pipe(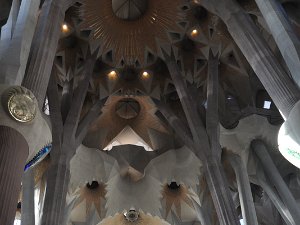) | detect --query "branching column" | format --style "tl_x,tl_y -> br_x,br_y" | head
41,153 -> 71,225
225,11 -> 300,119
21,170 -> 36,225
252,140 -> 300,223
22,0 -> 72,107
0,126 -> 28,225
191,198 -> 212,225
199,0 -> 300,119
256,165 -> 294,225
161,50 -> 239,225
21,1 -> 74,223
41,56 -> 105,225
254,0 -> 300,89
227,154 -> 258,225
